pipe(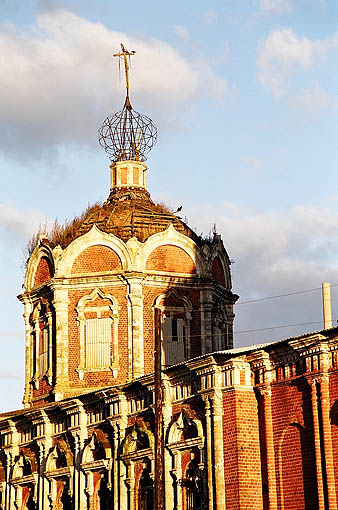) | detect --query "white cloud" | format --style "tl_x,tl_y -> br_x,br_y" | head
0,8 -> 228,161
257,28 -> 338,96
0,202 -> 48,240
187,201 -> 338,344
289,83 -> 338,114
260,0 -> 294,14
174,25 -> 191,42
